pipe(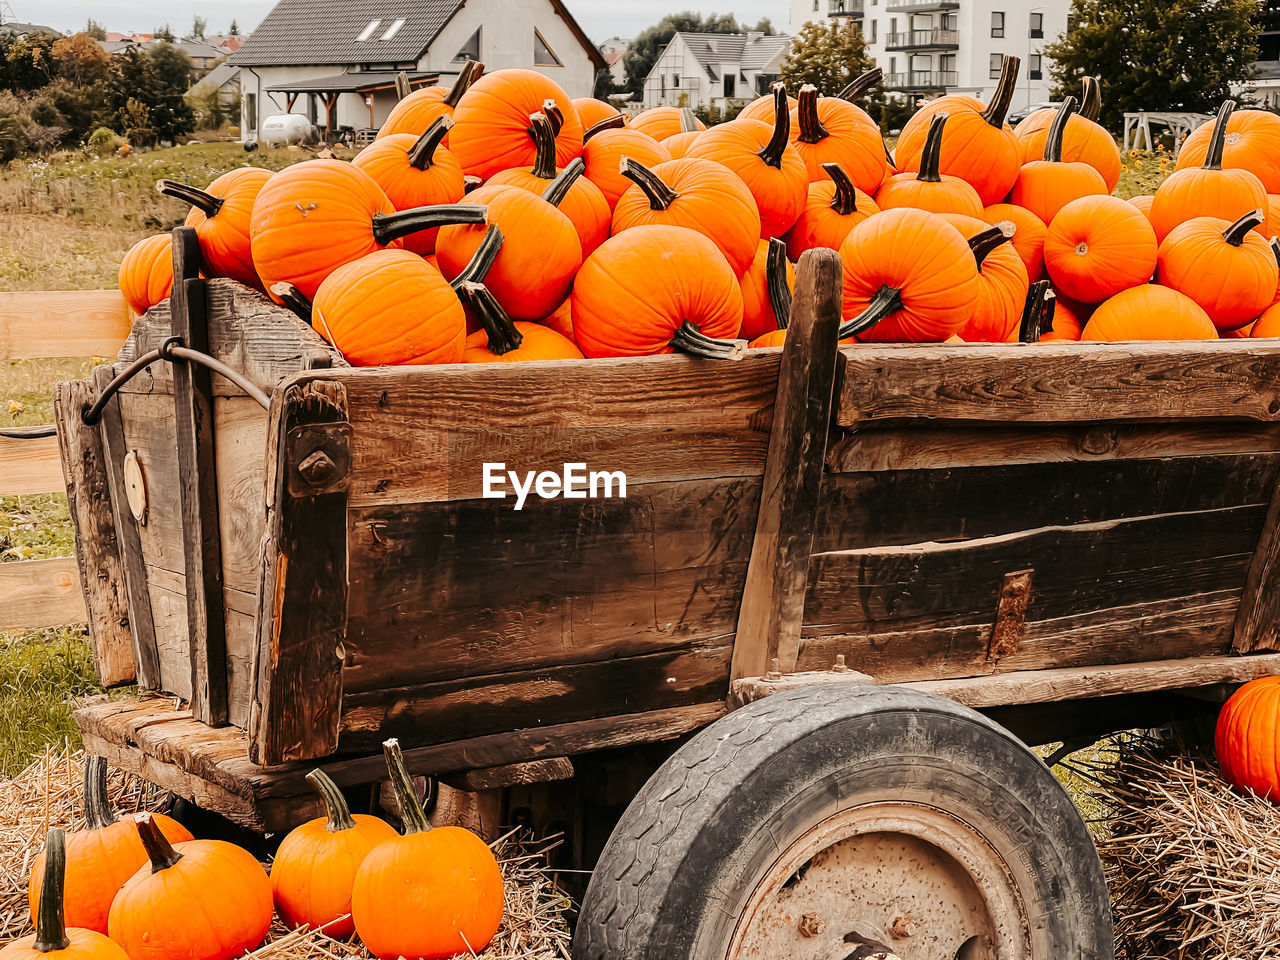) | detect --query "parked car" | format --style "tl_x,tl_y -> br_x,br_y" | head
1008,101 -> 1061,125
